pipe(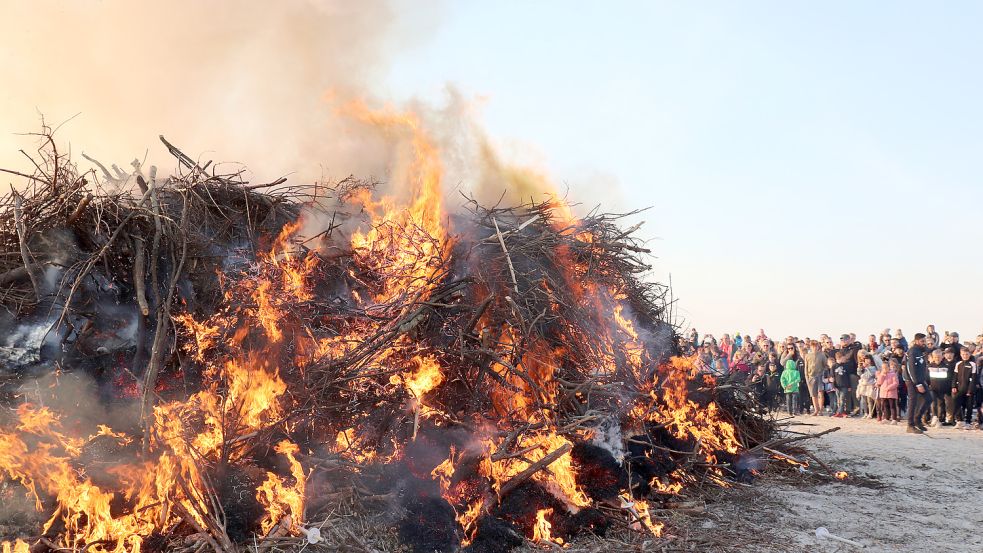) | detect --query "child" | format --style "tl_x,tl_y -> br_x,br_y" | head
833,356 -> 851,418
824,357 -> 838,415
952,346 -> 977,429
749,365 -> 768,410
857,356 -> 878,419
941,347 -> 959,426
927,349 -> 948,427
877,358 -> 901,423
780,359 -> 801,416
764,352 -> 783,412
